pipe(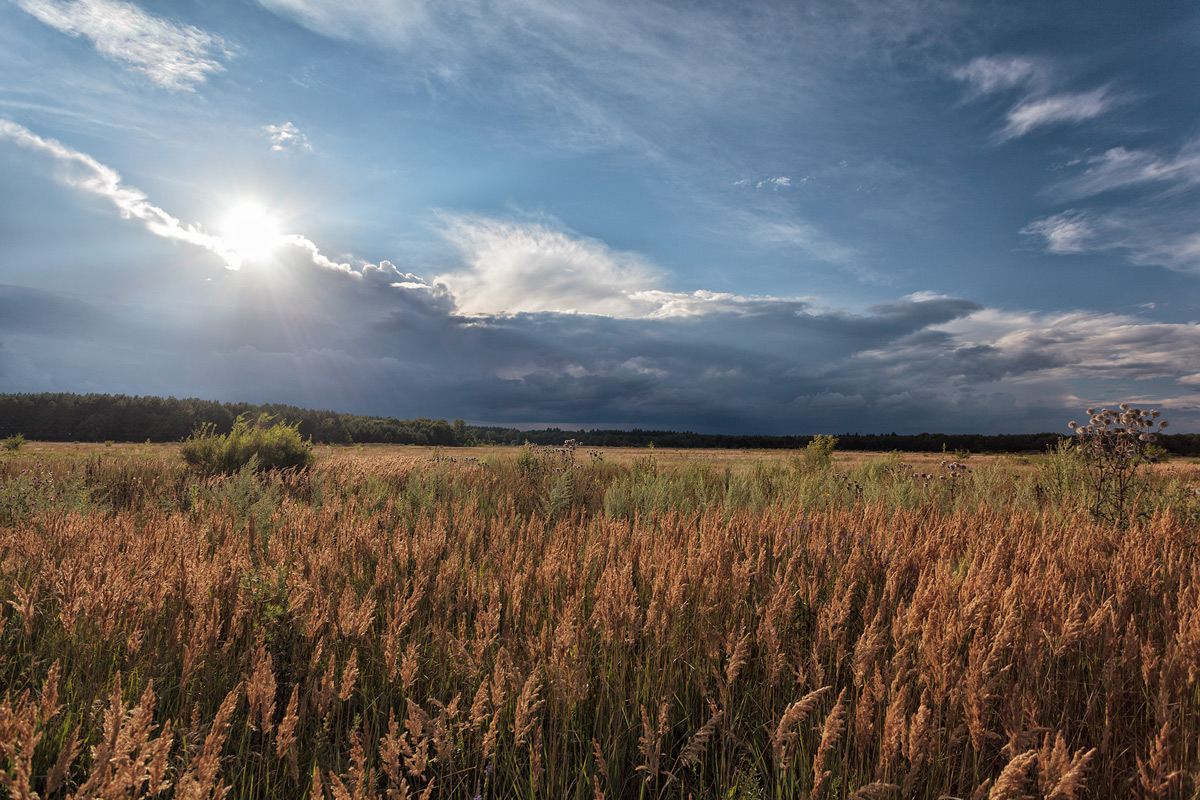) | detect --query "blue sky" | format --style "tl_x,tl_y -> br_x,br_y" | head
2,0 -> 1198,434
